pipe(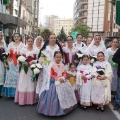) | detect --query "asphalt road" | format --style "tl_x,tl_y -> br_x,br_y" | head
0,97 -> 118,120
